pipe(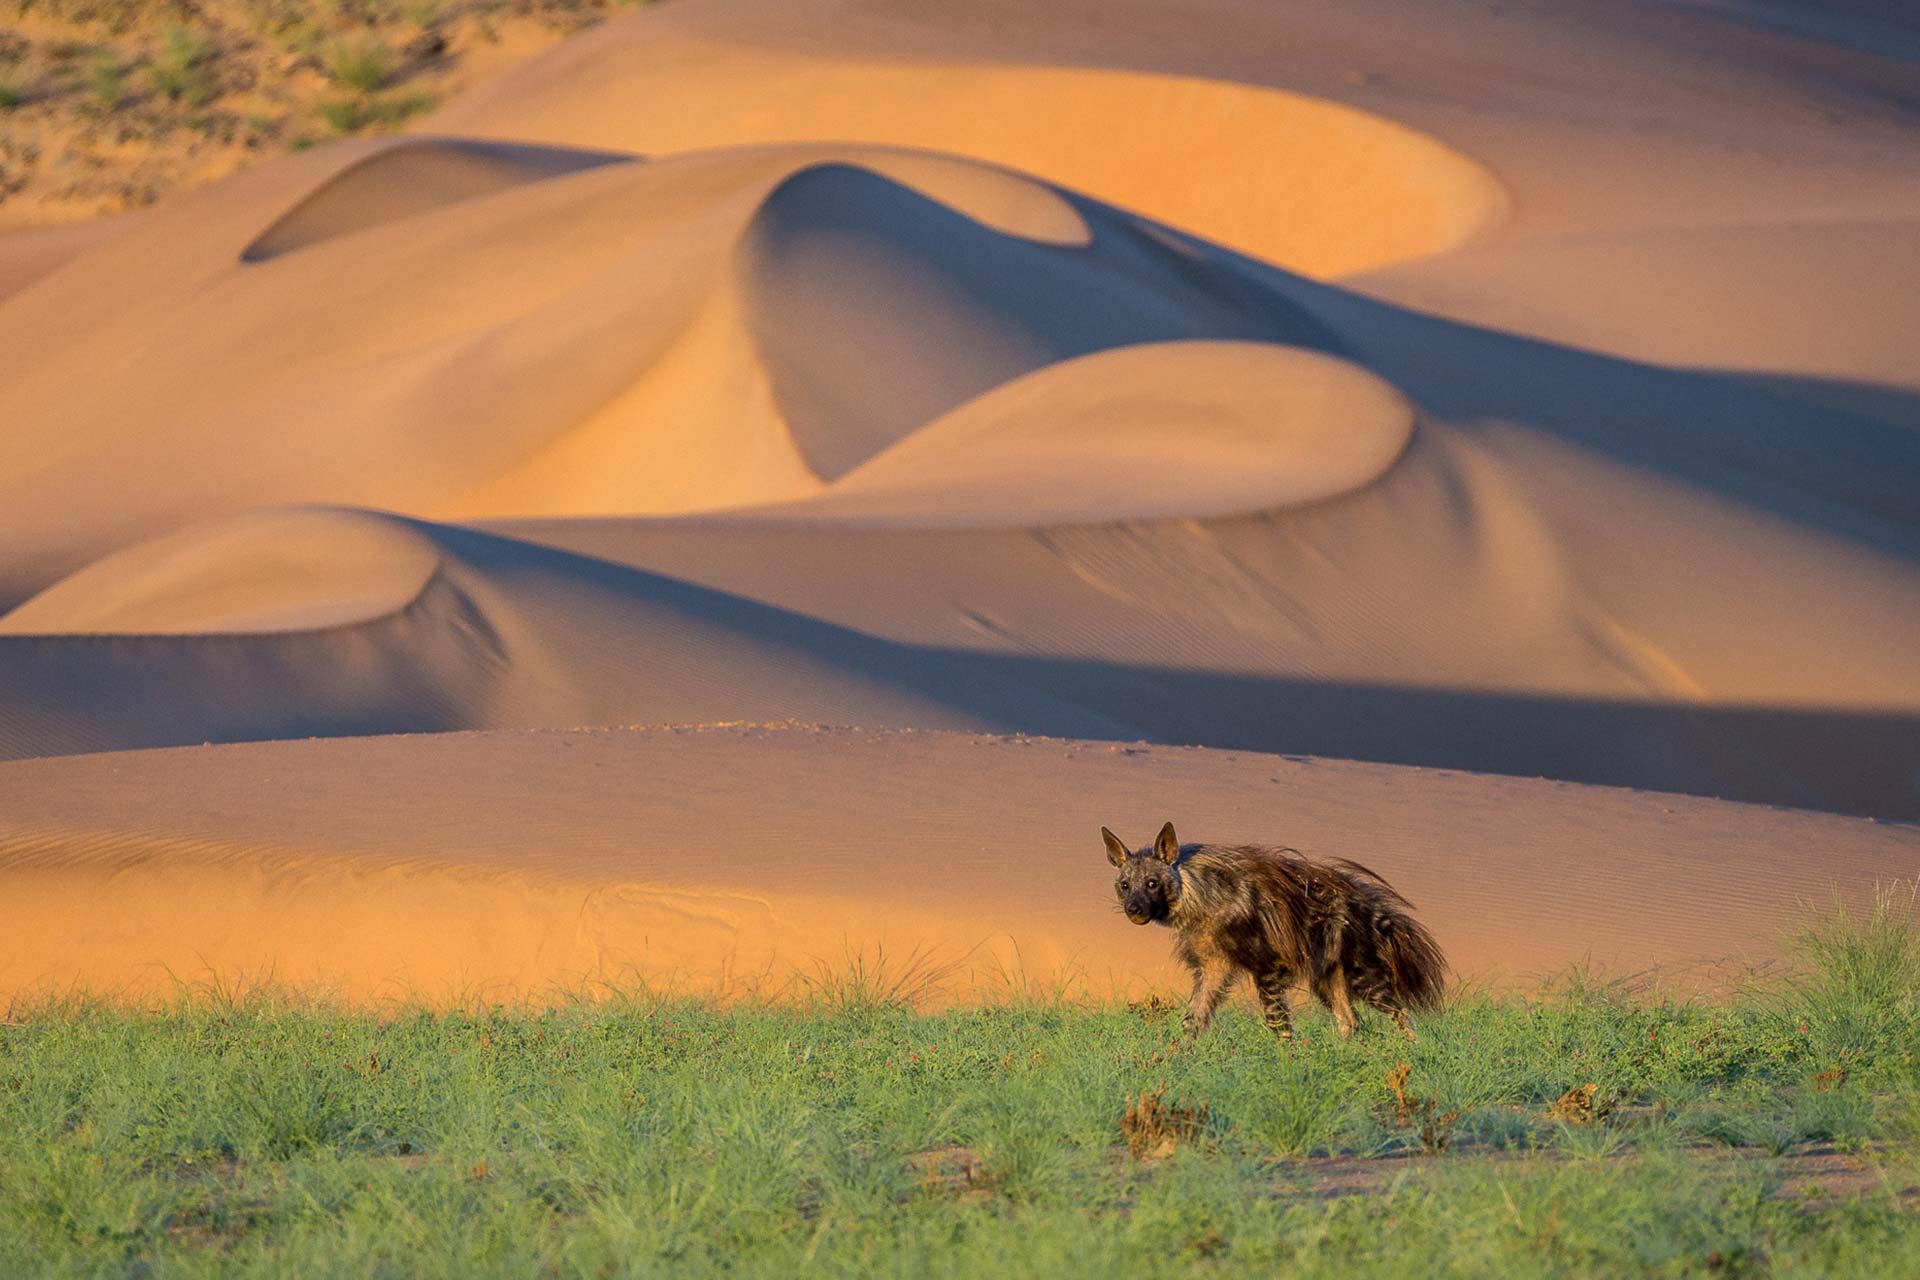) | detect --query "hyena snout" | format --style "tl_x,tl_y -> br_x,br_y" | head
1120,881 -> 1170,925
